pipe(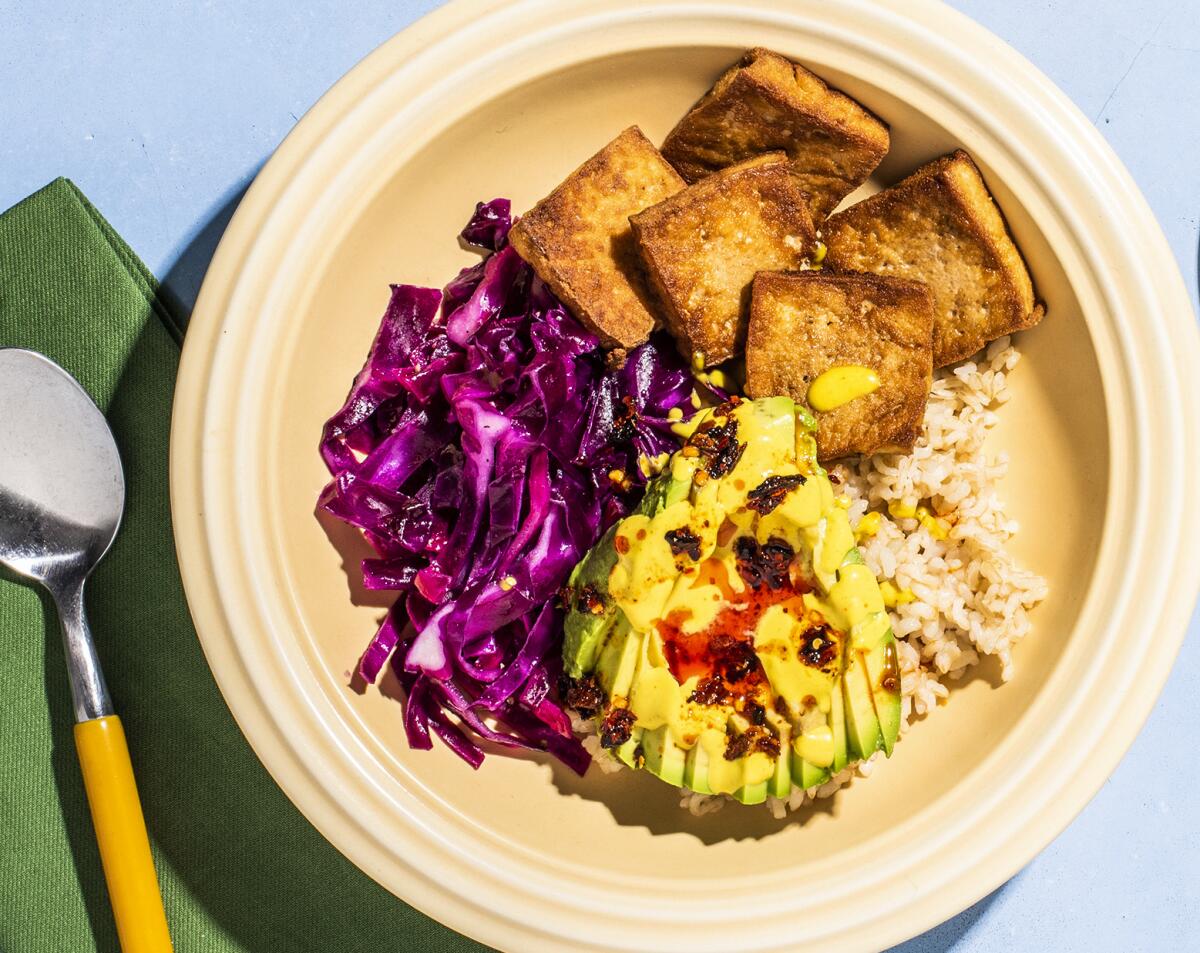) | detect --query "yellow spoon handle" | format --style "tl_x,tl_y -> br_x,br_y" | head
74,716 -> 173,952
